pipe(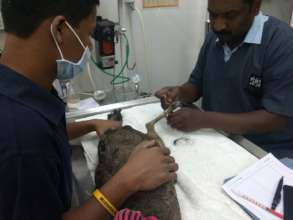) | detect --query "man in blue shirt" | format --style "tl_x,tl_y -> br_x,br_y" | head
156,0 -> 293,158
0,0 -> 178,220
